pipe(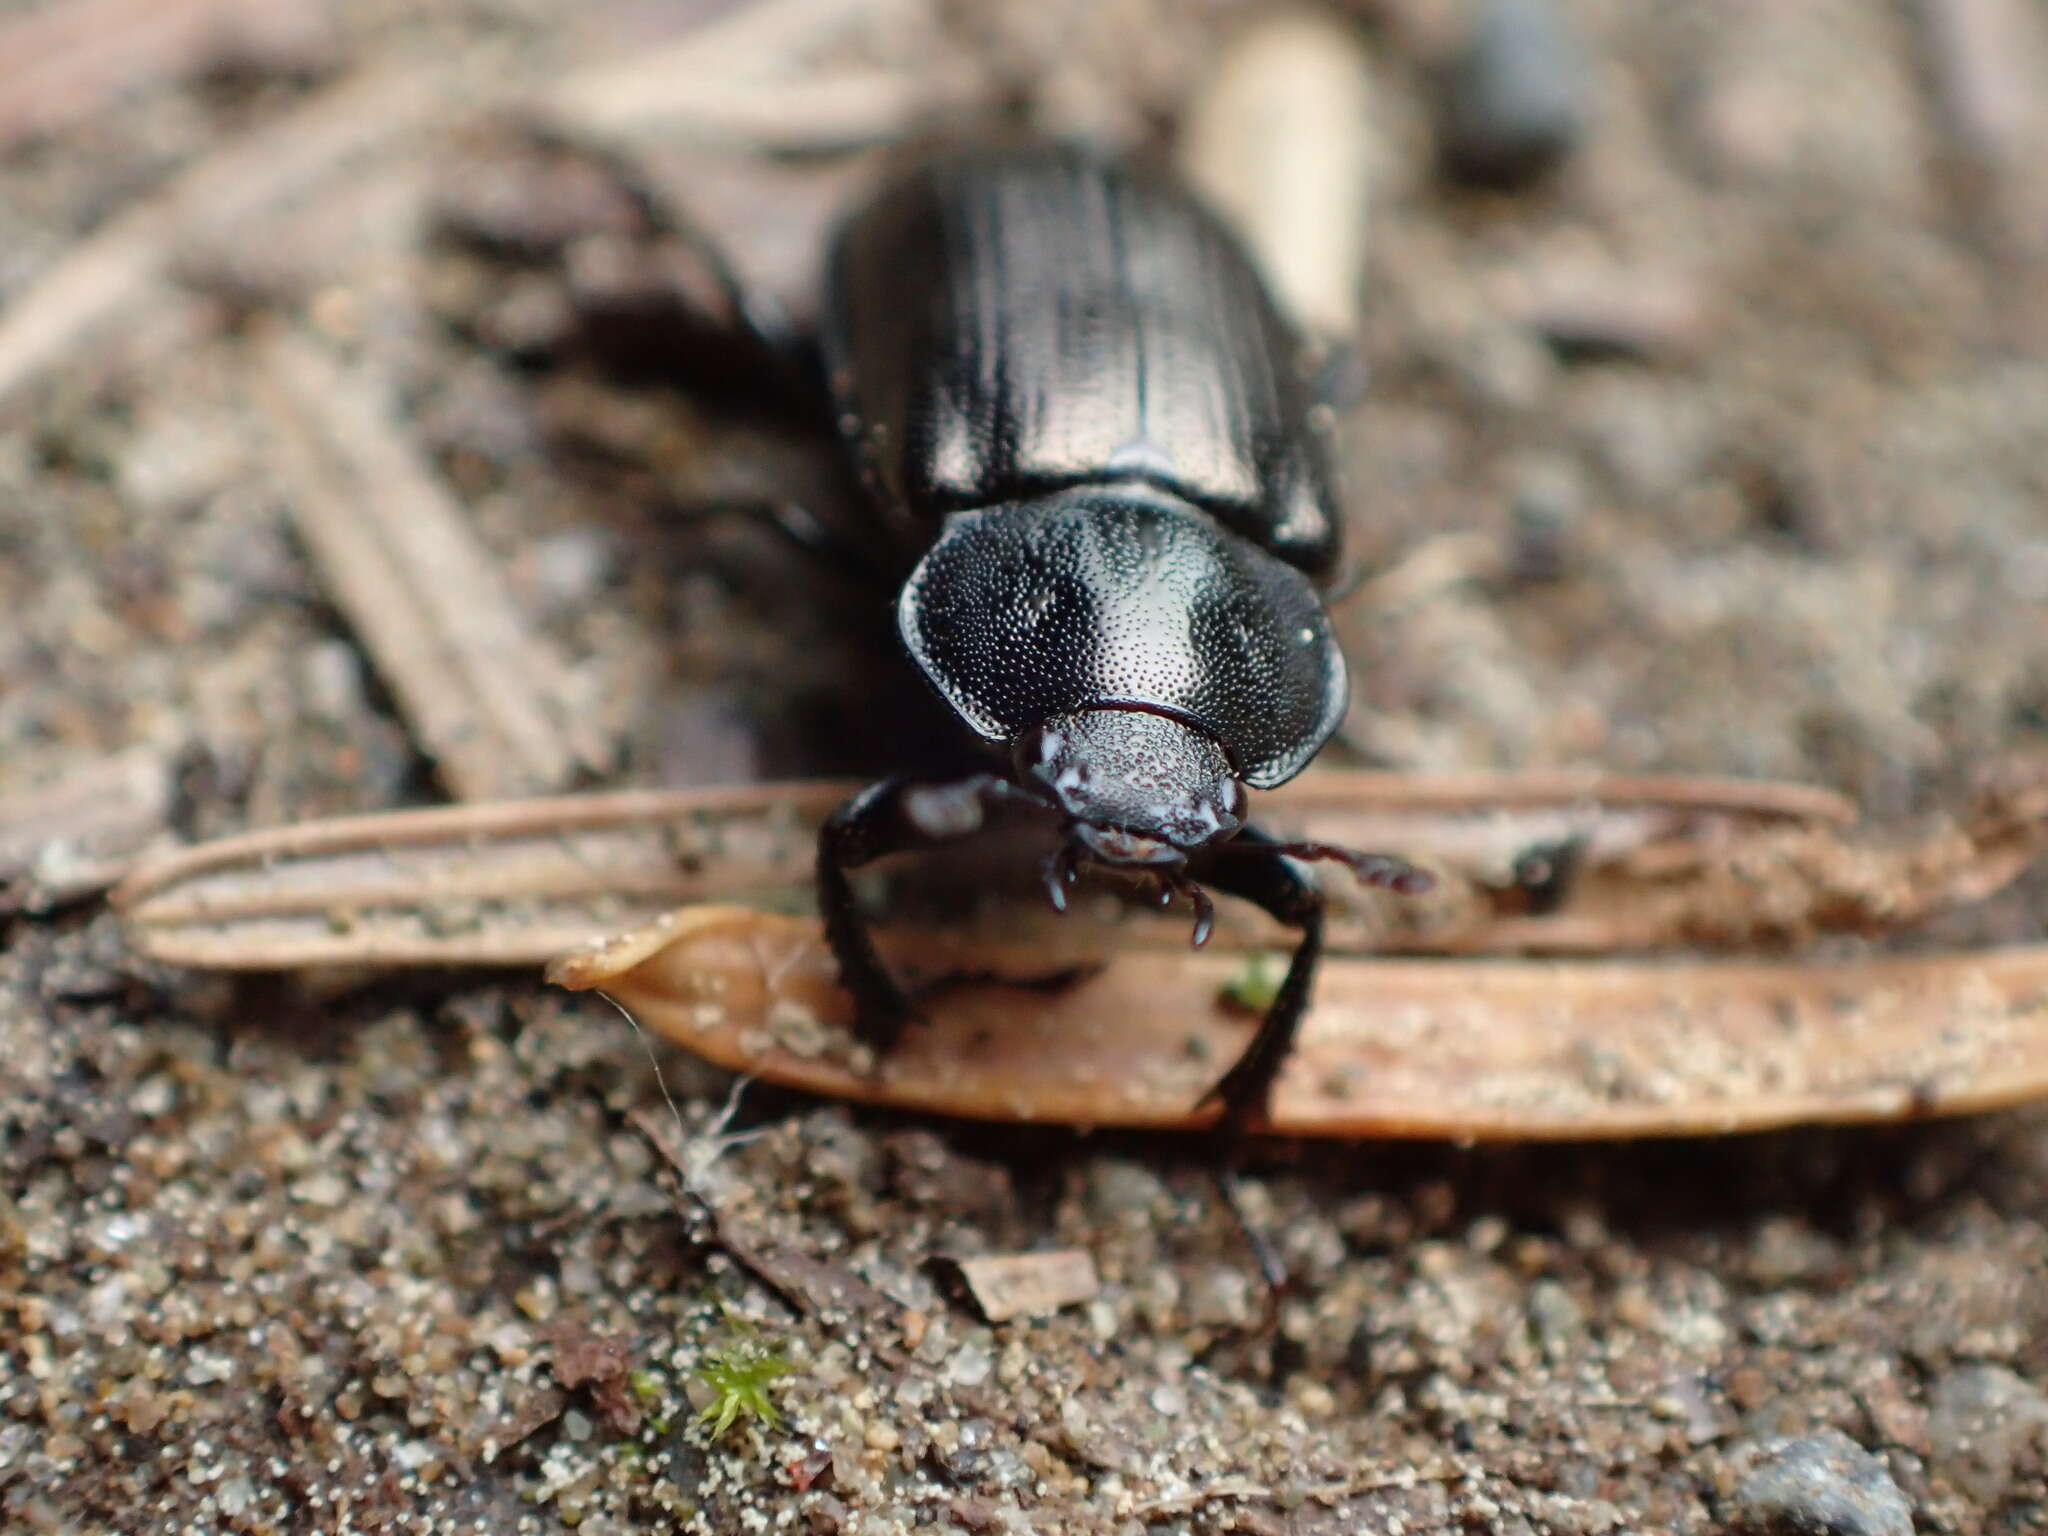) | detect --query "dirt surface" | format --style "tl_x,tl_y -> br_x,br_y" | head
4,1 -> 2048,1532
